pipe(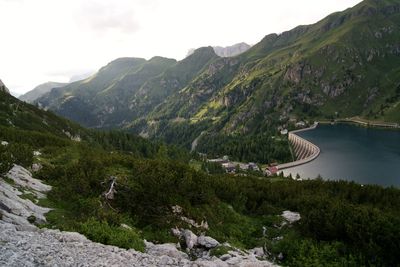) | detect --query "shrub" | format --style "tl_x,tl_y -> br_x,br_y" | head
78,218 -> 145,252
